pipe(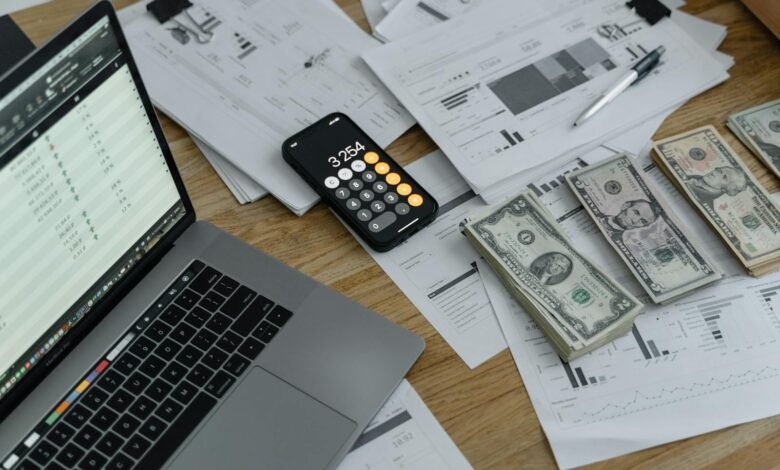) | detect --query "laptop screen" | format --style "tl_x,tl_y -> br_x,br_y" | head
0,15 -> 186,401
